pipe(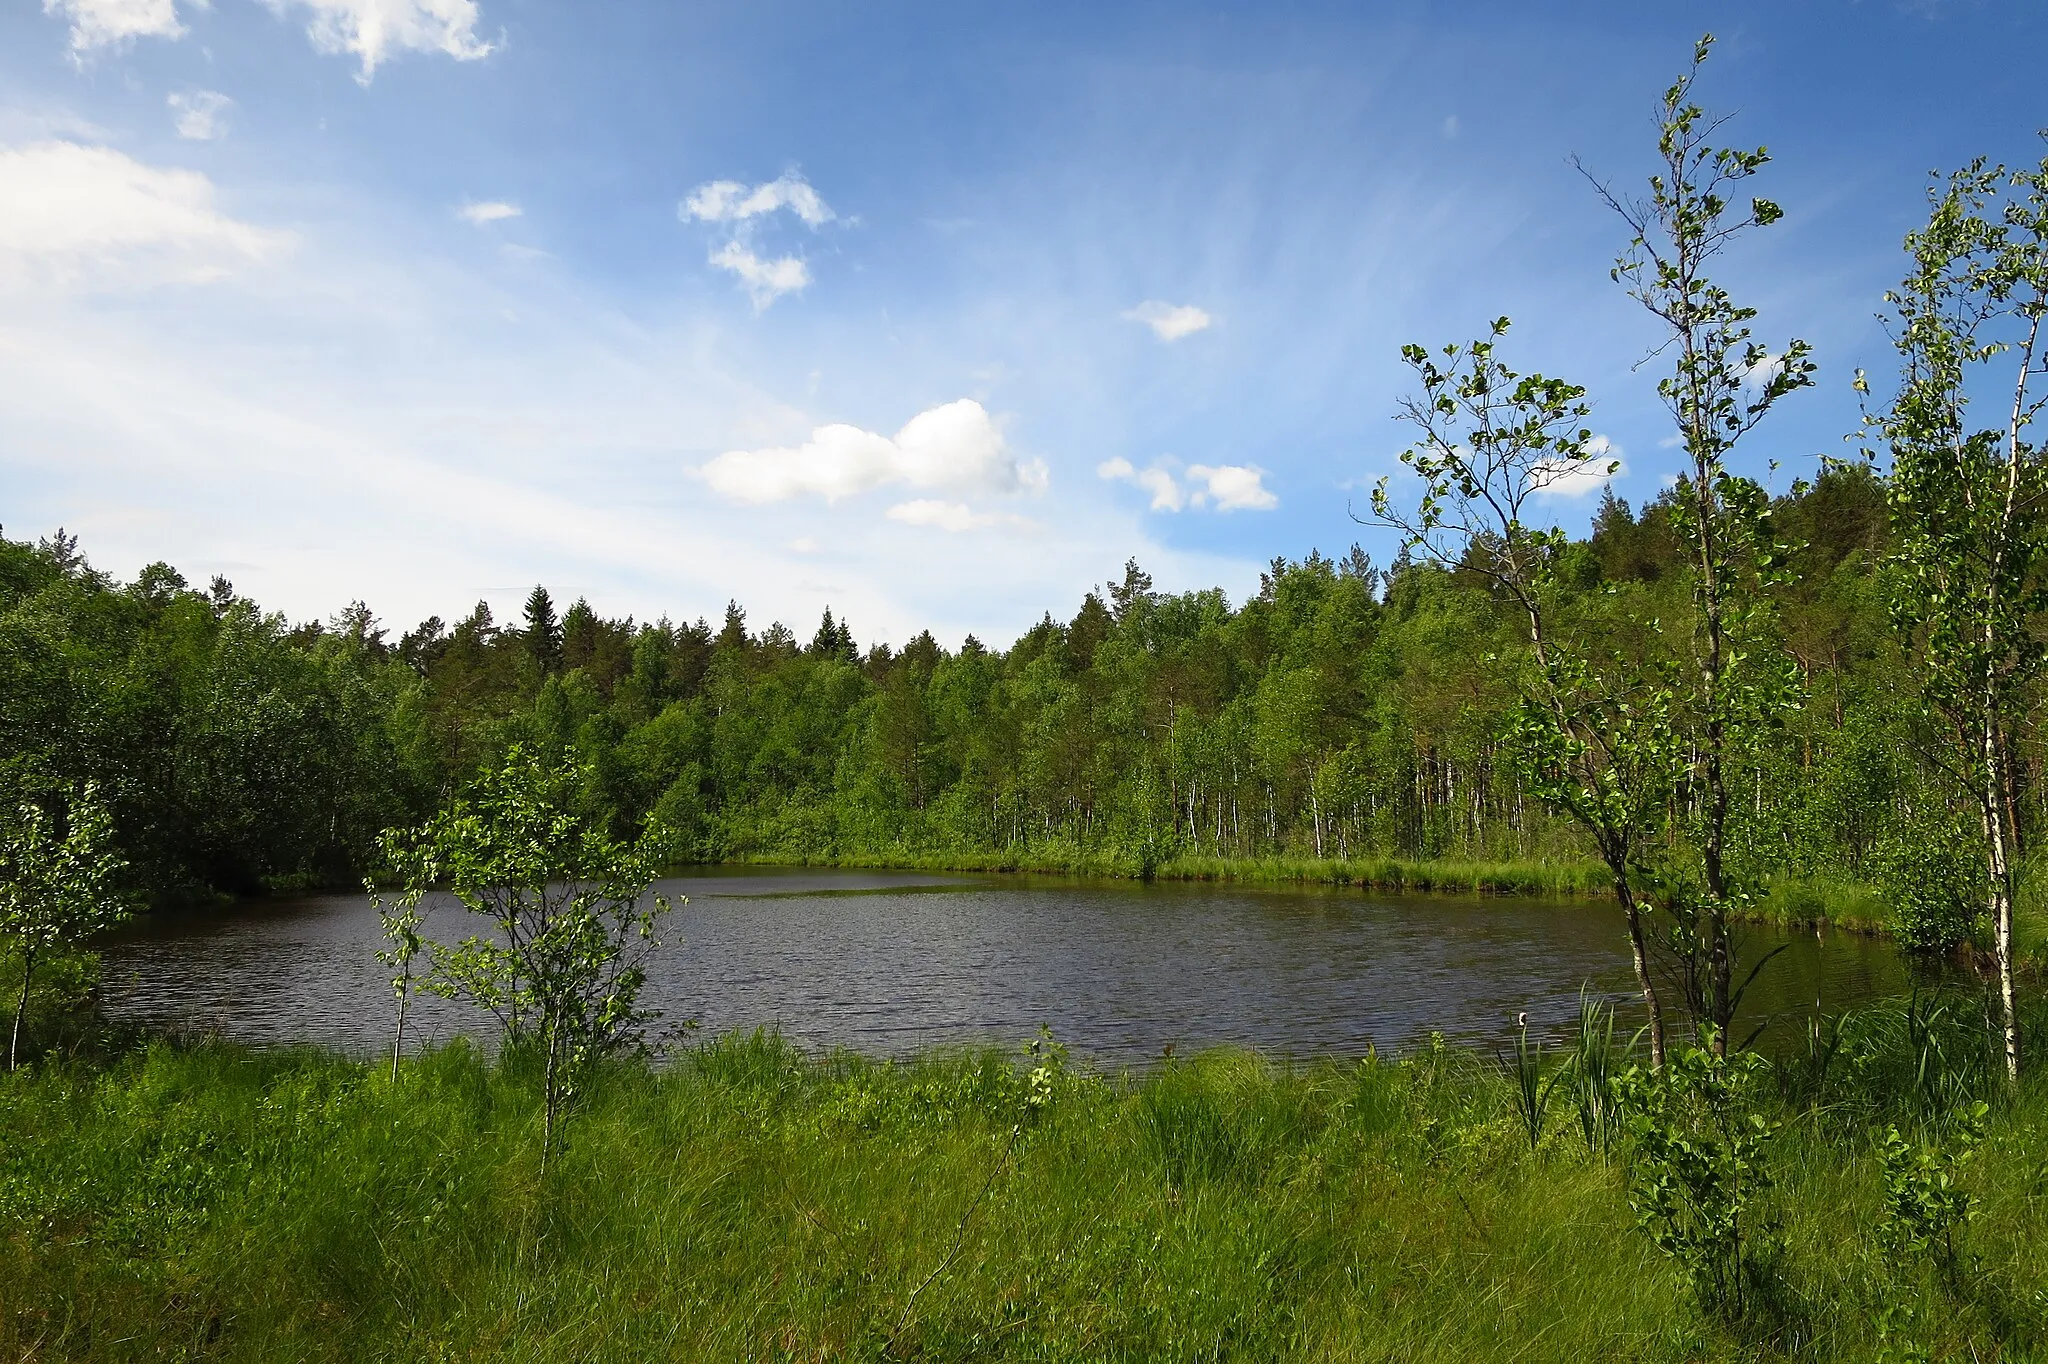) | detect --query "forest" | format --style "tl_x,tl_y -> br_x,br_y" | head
7,31 -> 2048,1363
0,463 -> 1927,917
